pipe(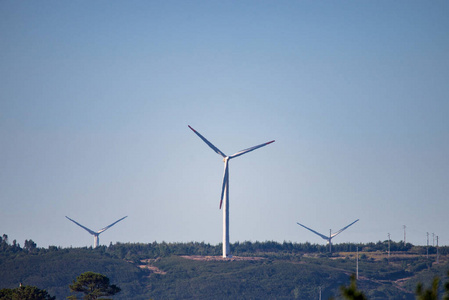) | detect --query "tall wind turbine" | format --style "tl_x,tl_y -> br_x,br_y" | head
189,125 -> 274,258
66,216 -> 127,248
296,219 -> 359,253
